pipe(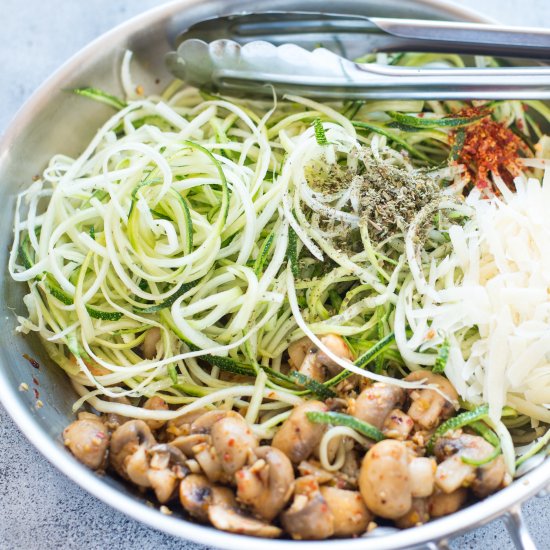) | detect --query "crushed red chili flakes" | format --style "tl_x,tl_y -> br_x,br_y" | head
449,105 -> 530,193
